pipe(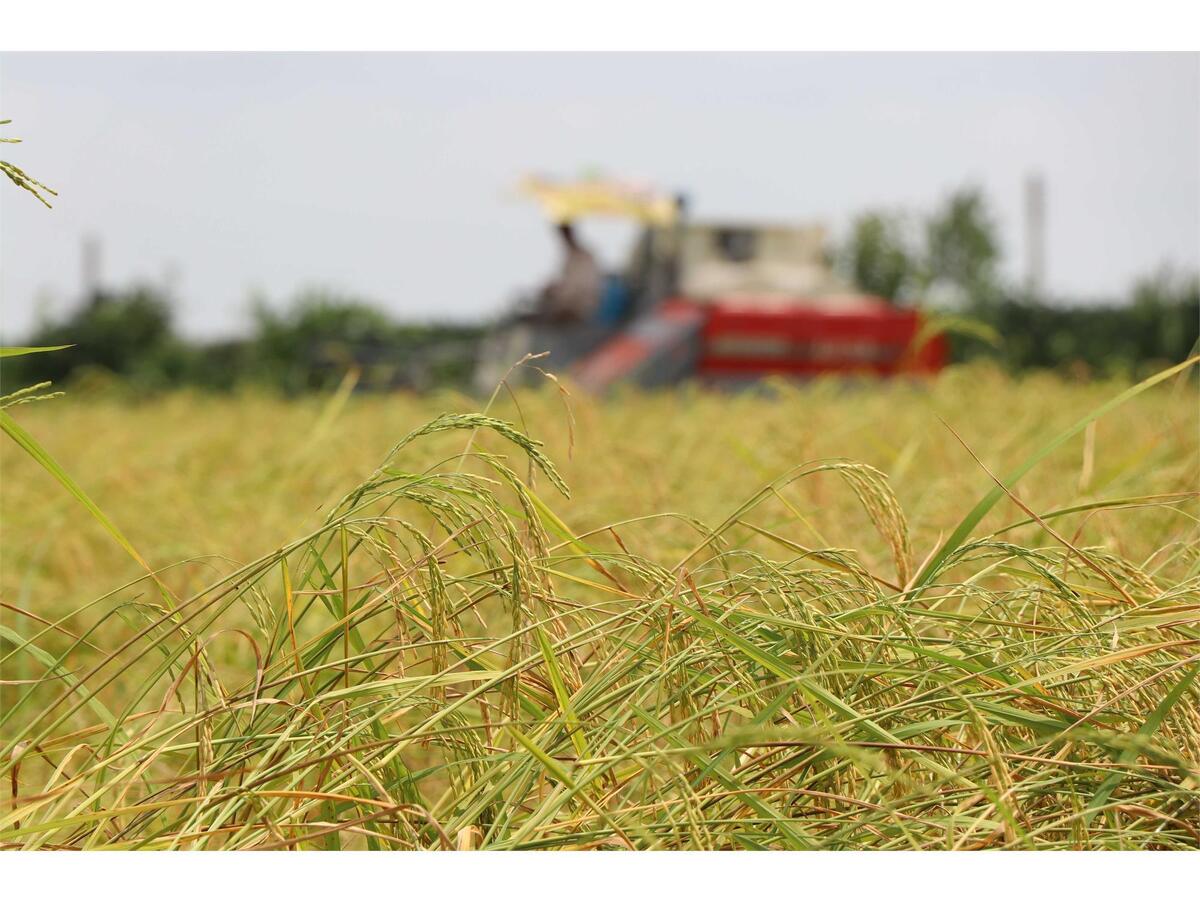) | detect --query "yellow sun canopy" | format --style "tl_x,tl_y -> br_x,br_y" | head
521,175 -> 678,227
